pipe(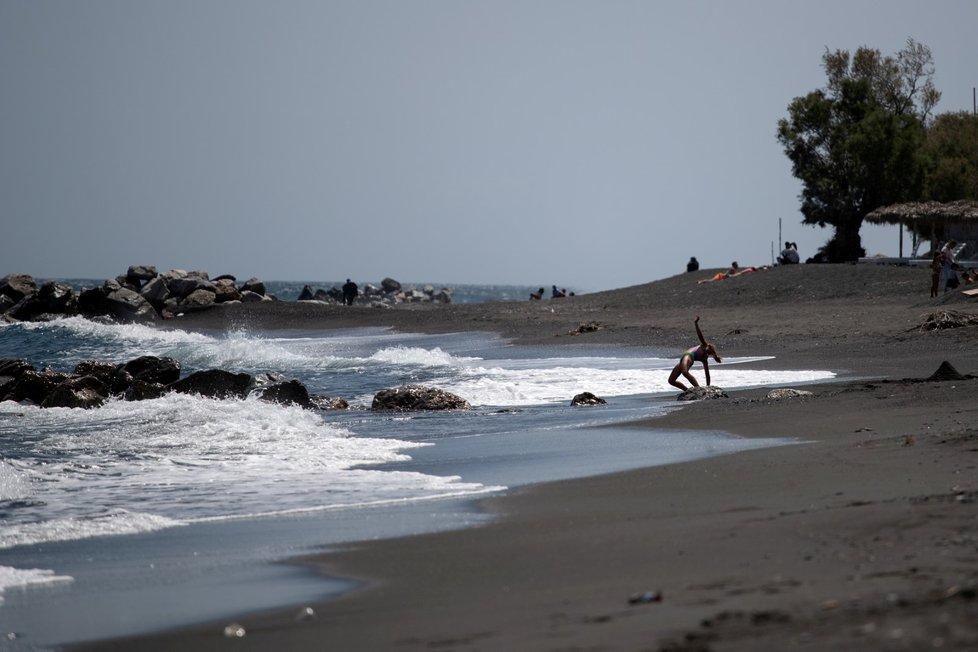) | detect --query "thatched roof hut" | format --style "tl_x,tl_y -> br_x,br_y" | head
864,200 -> 978,226
864,200 -> 978,259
